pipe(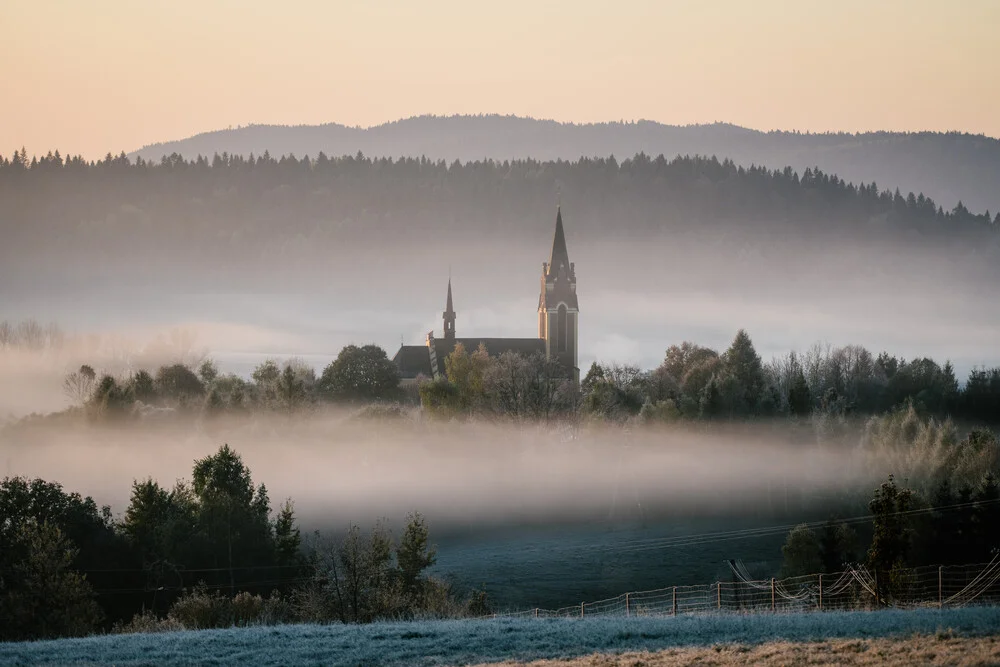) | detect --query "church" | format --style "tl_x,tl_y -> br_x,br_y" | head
393,206 -> 580,384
